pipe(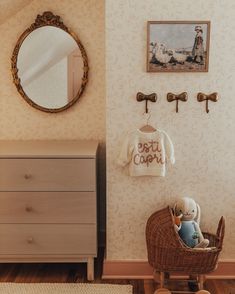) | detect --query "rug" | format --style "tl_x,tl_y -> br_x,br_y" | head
0,283 -> 133,294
